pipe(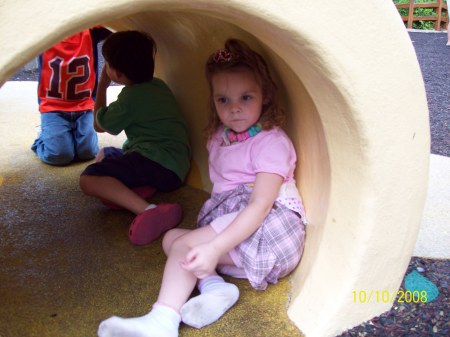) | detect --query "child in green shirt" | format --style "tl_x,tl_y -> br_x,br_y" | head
80,30 -> 191,246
